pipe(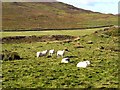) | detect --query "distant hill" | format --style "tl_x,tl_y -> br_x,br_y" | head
2,2 -> 118,30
